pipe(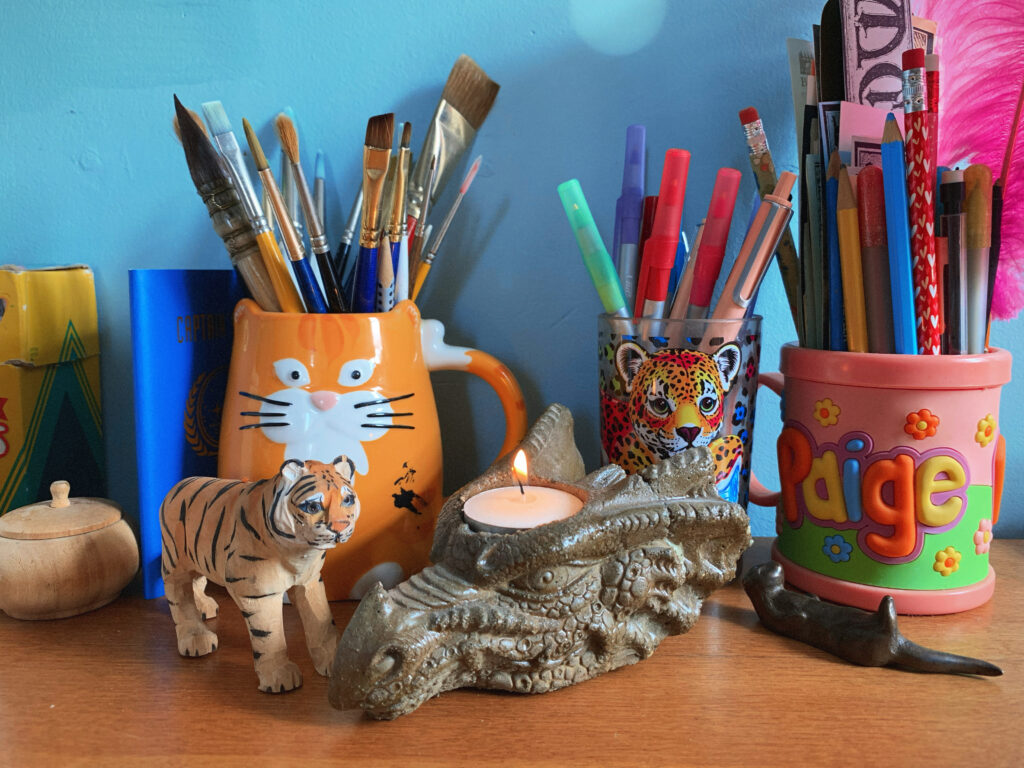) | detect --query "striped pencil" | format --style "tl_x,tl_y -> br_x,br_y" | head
902,48 -> 941,355
881,114 -> 918,355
